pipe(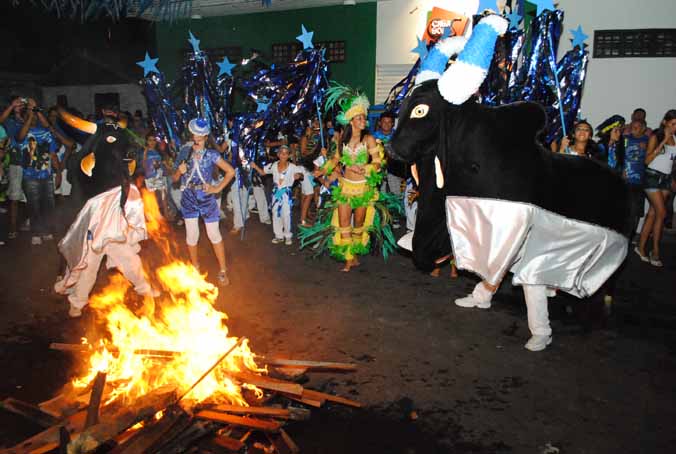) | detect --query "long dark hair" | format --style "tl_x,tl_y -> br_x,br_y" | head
569,120 -> 599,158
341,123 -> 368,146
654,109 -> 676,144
